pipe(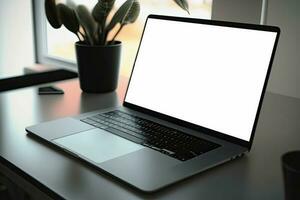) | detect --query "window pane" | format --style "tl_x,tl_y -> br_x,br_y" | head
46,0 -> 212,76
